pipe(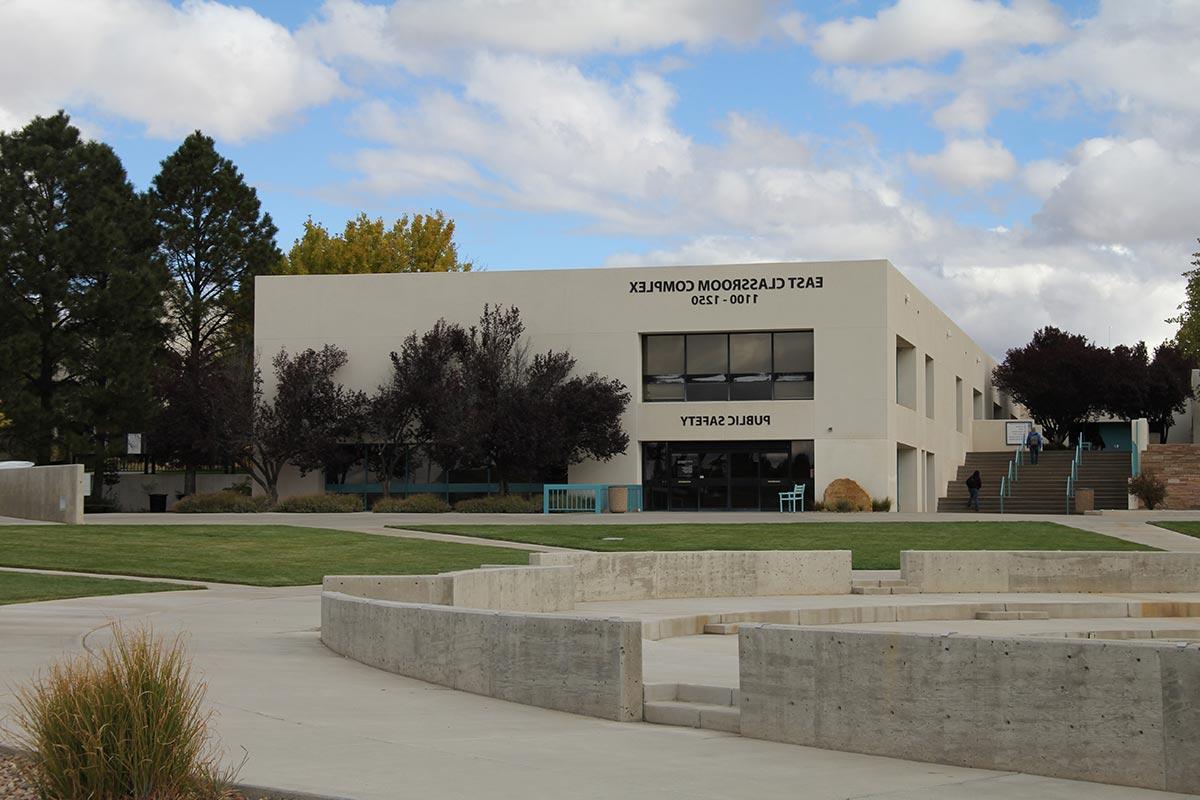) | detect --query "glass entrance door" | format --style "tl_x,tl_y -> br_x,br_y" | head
643,441 -> 812,511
